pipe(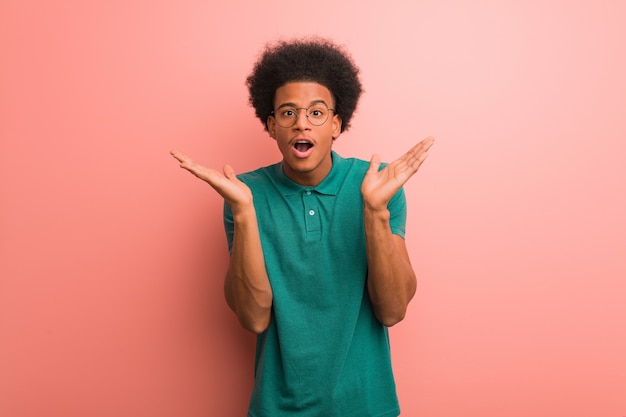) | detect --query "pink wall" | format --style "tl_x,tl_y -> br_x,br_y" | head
1,1 -> 625,416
